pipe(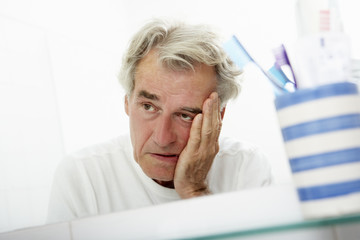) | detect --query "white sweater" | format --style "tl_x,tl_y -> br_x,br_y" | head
47,134 -> 272,223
